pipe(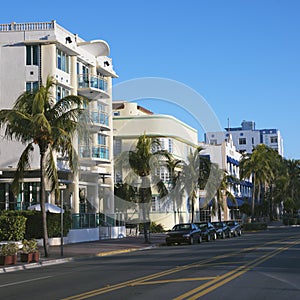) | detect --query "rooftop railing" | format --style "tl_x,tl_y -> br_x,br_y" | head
0,21 -> 55,32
